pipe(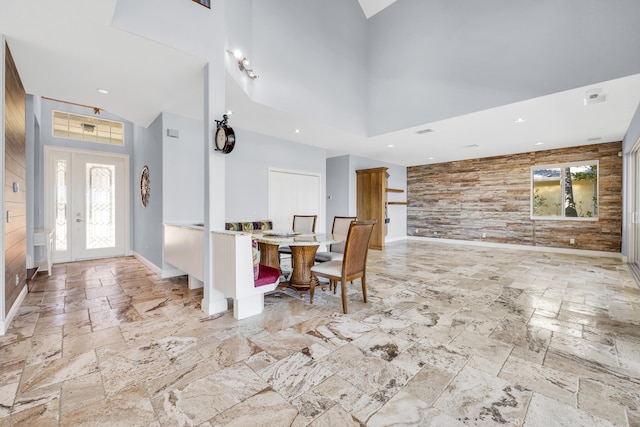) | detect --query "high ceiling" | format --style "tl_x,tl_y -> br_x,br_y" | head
357,0 -> 398,18
1,0 -> 639,167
